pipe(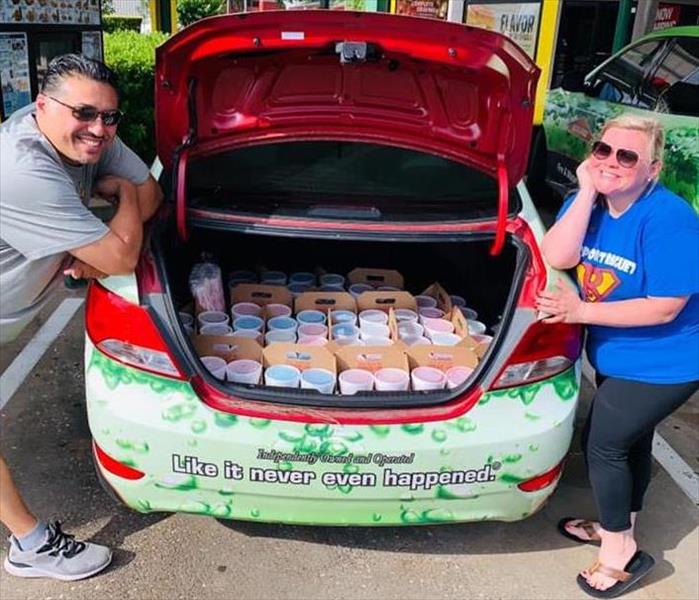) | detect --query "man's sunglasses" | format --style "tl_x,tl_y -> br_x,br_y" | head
591,140 -> 640,168
48,95 -> 123,127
